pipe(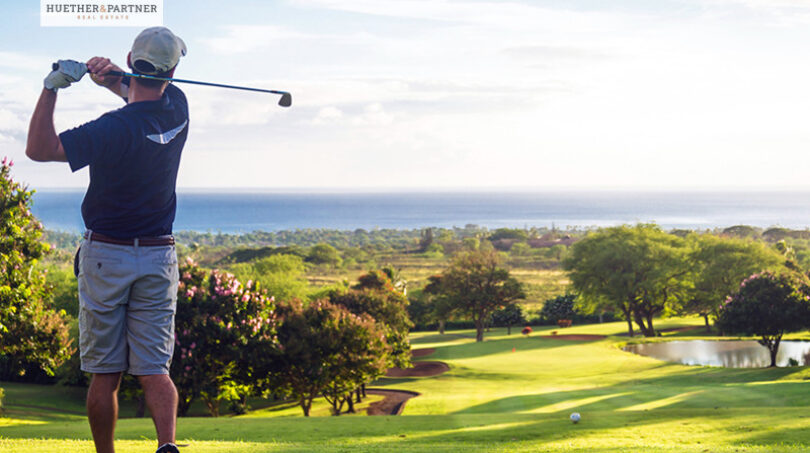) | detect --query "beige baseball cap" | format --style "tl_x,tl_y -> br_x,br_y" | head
130,26 -> 187,75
